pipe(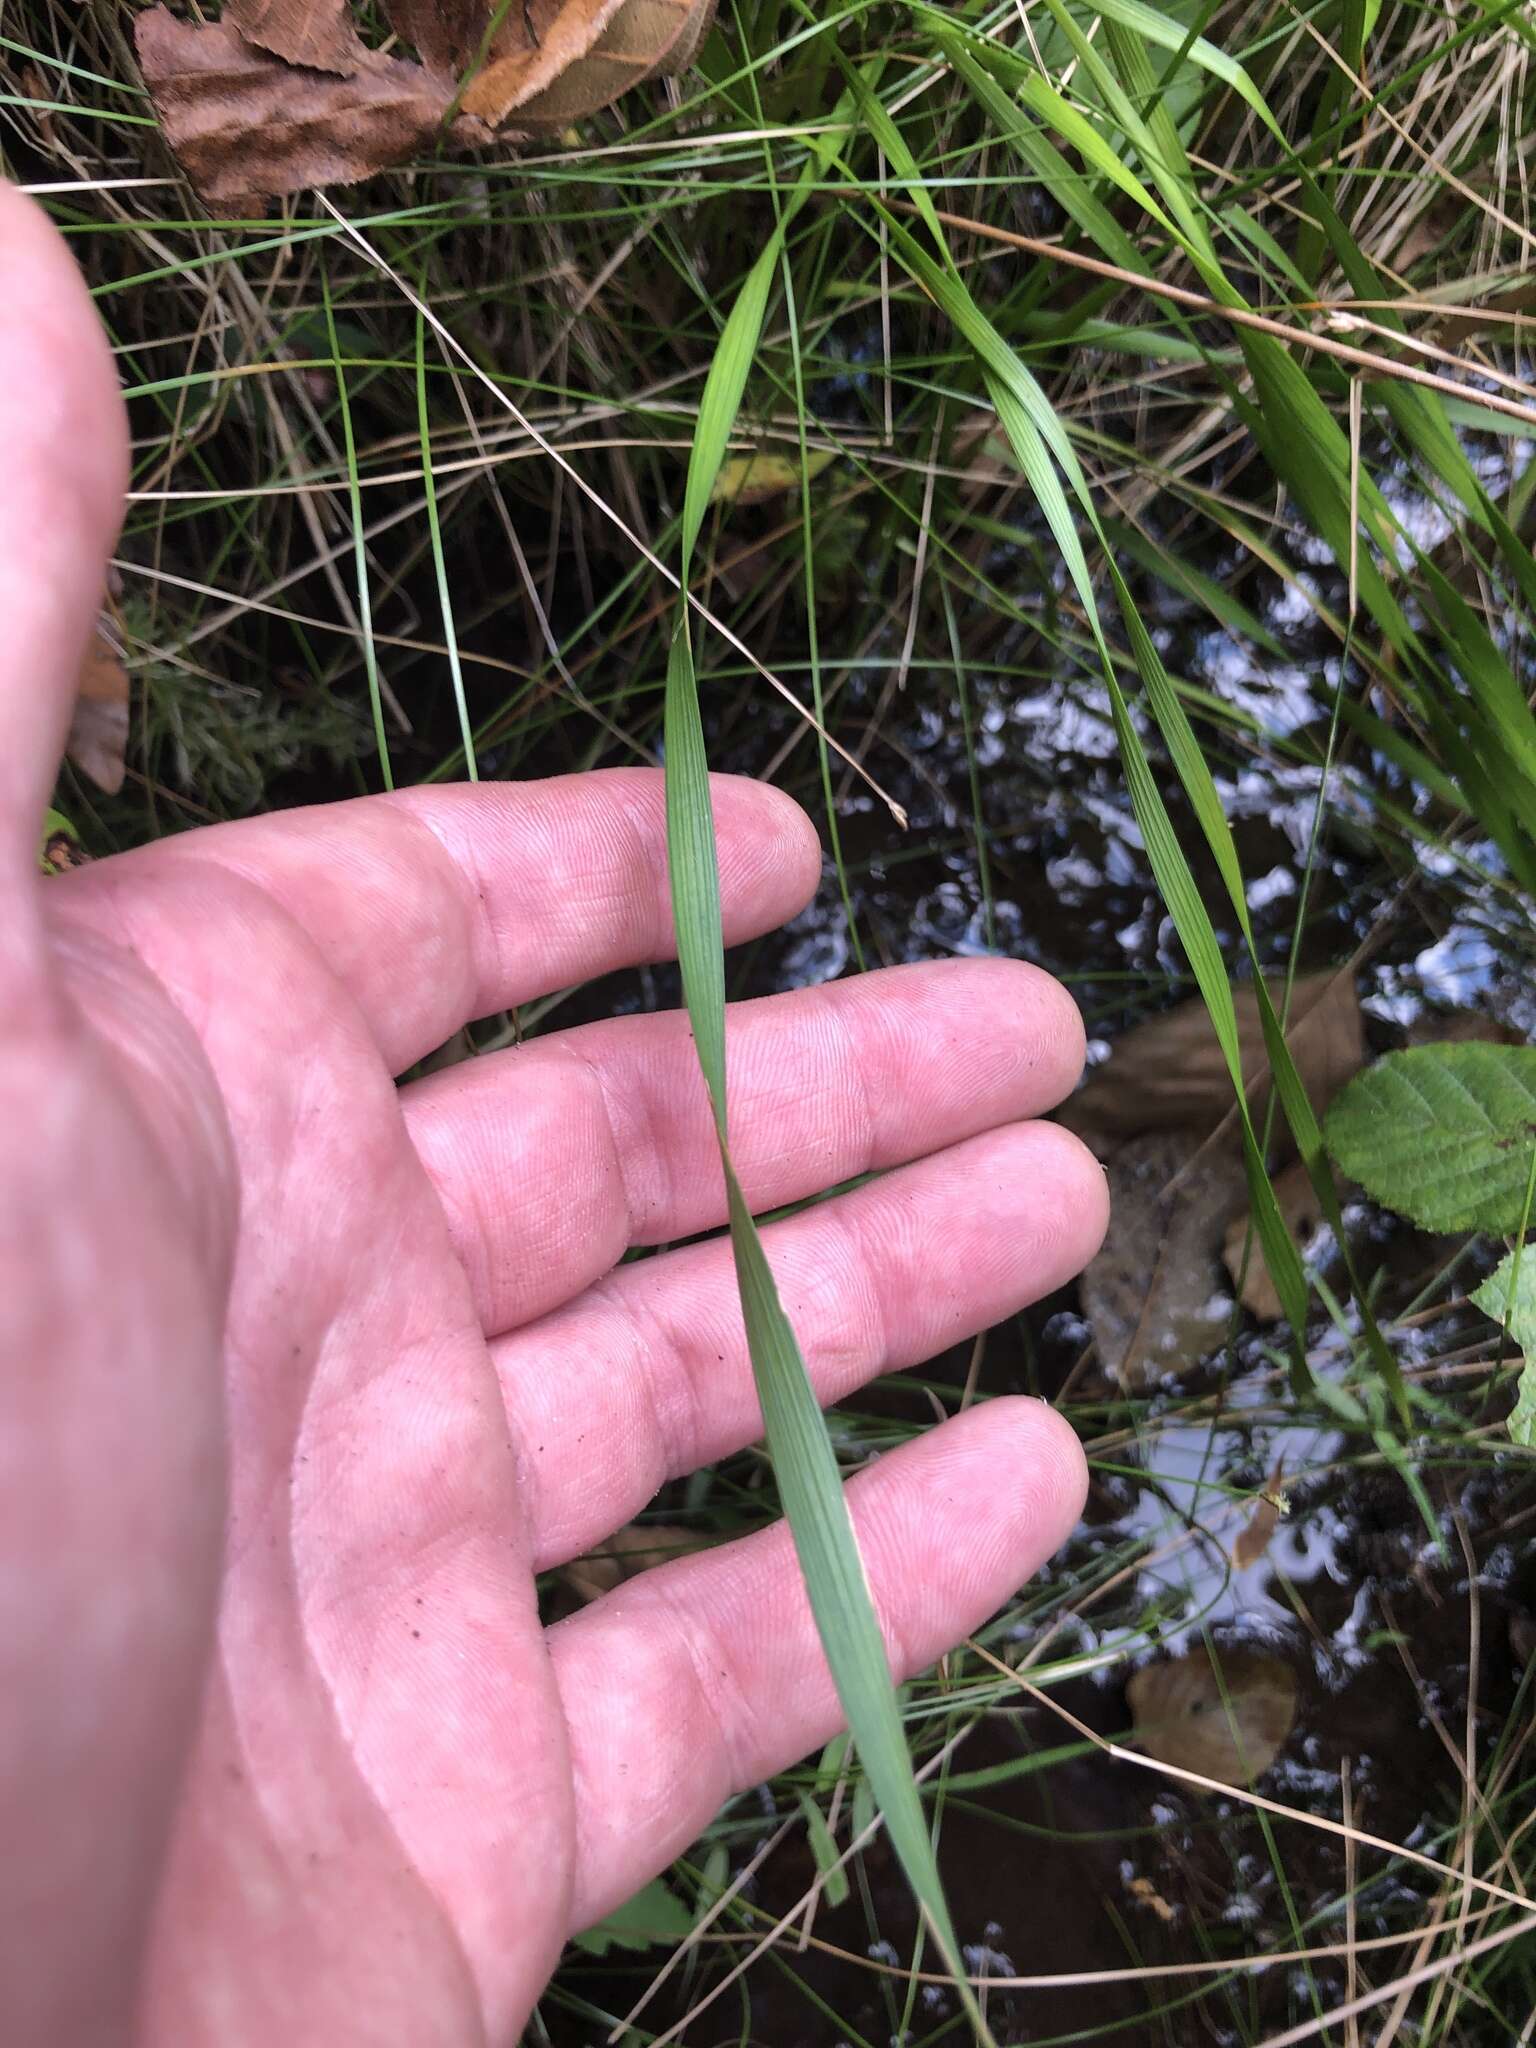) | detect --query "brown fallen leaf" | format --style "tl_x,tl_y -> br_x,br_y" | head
66,624 -> 130,796
225,0 -> 367,74
1231,1460 -> 1287,1571
461,0 -> 631,121
136,9 -> 482,206
1222,1159 -> 1323,1322
461,0 -> 711,125
1405,1007 -> 1525,1049
559,1522 -> 708,1604
1127,1646 -> 1297,1786
138,0 -> 713,202
1066,971 -> 1362,1153
709,446 -> 836,508
385,0 -> 489,84
1079,1131 -> 1248,1389
510,0 -> 717,127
